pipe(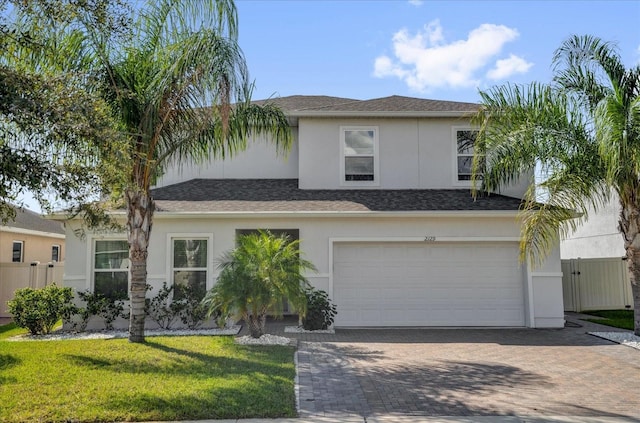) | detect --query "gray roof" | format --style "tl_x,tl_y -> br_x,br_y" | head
3,206 -> 65,234
253,95 -> 479,116
151,179 -> 523,213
